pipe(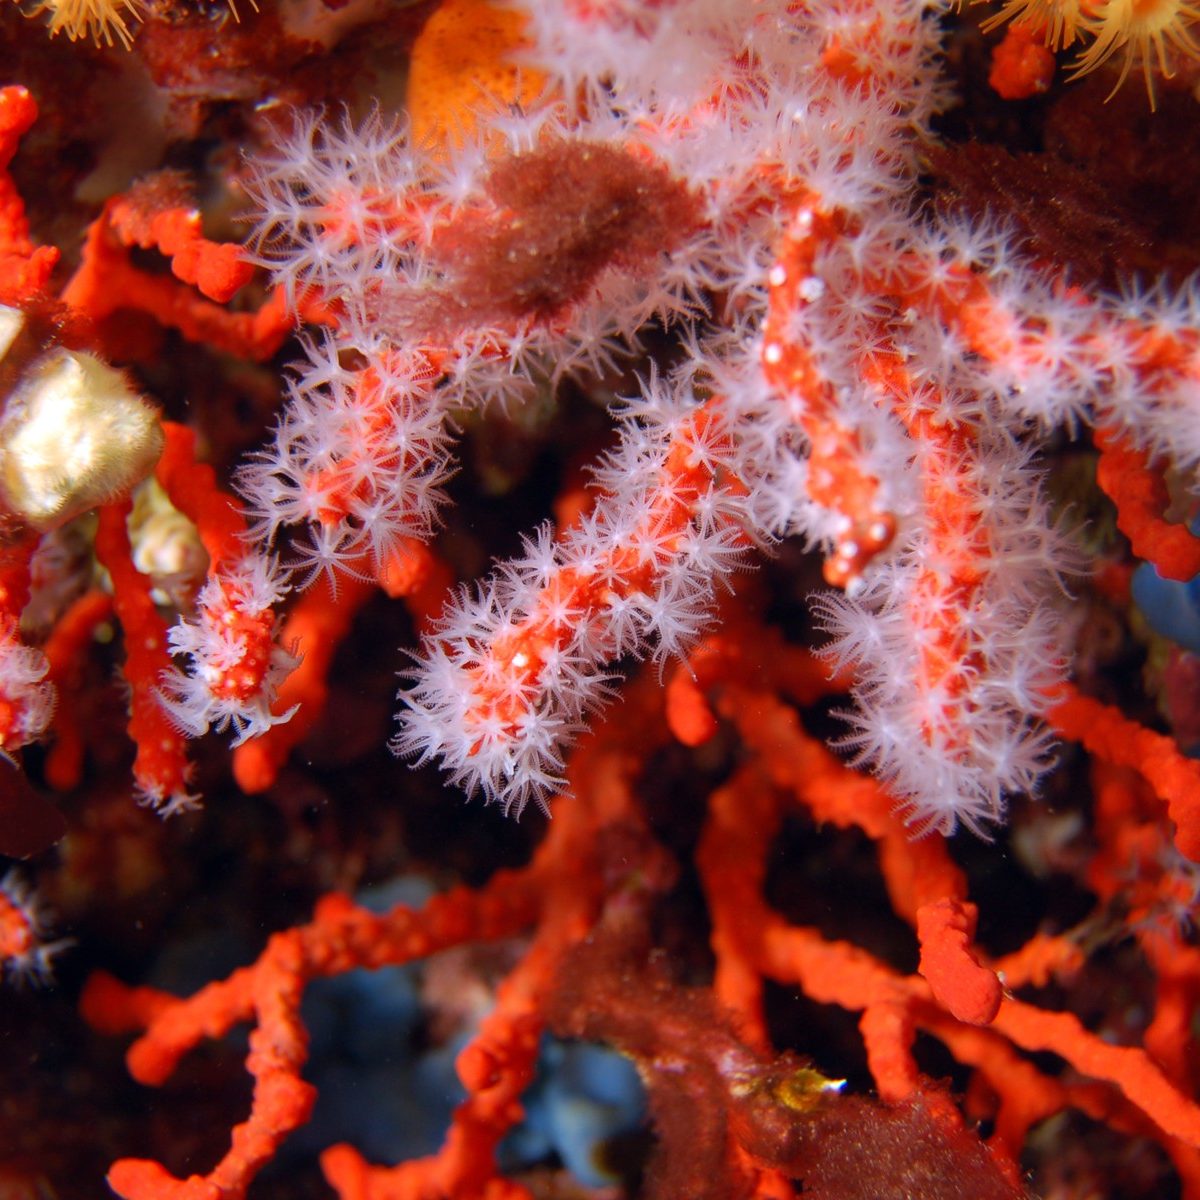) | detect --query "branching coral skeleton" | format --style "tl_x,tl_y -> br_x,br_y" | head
79,603 -> 1200,1199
